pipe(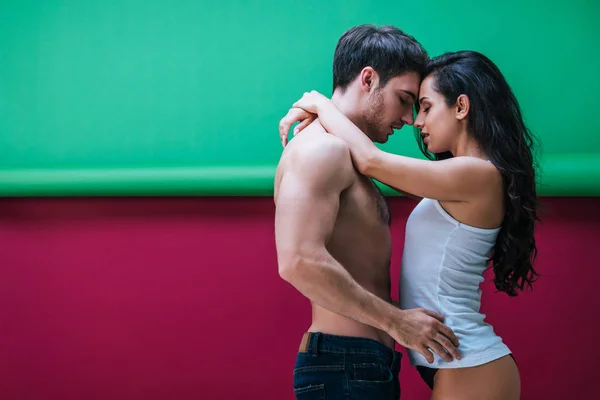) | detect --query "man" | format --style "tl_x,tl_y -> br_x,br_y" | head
274,25 -> 460,399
